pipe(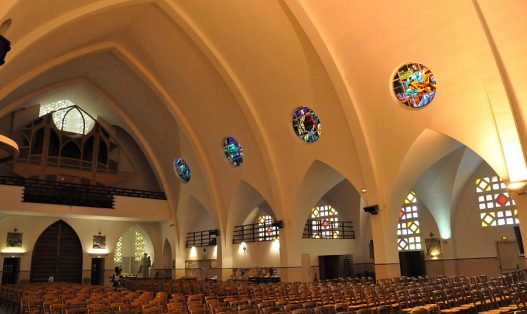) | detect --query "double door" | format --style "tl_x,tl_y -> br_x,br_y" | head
2,258 -> 20,285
